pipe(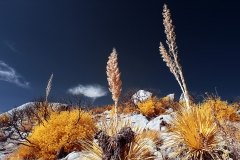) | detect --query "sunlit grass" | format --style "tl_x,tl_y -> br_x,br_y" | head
164,105 -> 224,159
